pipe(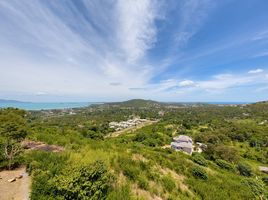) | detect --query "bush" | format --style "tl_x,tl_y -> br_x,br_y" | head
215,159 -> 234,171
214,145 -> 238,162
161,176 -> 176,192
262,177 -> 268,185
55,160 -> 112,200
237,163 -> 252,177
192,166 -> 208,180
242,178 -> 266,198
192,154 -> 208,166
